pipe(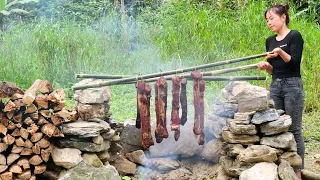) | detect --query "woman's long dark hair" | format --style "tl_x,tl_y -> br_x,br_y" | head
264,3 -> 290,25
